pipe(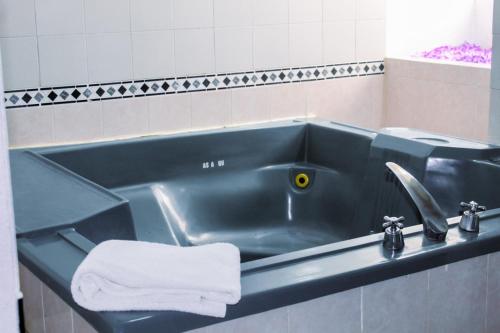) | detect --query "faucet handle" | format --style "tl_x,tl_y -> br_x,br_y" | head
460,201 -> 486,214
382,216 -> 405,251
459,201 -> 485,233
383,216 -> 405,230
